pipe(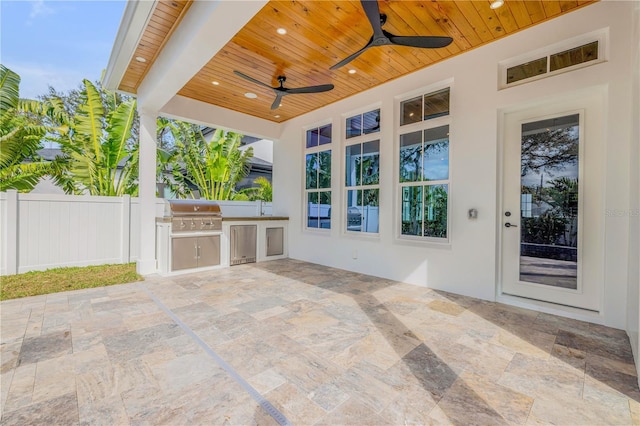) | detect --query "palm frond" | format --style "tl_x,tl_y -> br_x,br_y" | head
104,98 -> 136,169
0,161 -> 53,192
74,80 -> 105,157
0,64 -> 20,114
0,122 -> 46,169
